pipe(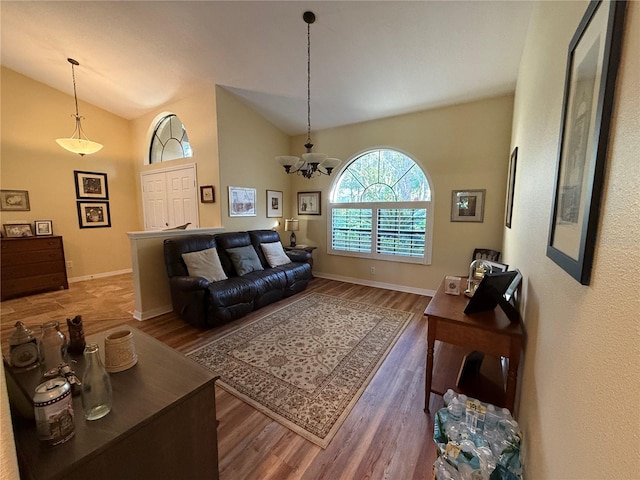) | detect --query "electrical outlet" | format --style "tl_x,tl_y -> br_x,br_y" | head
370,267 -> 375,275
66,261 -> 73,269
